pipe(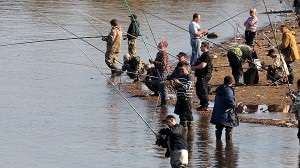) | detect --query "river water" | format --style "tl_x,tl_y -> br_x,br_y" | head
0,0 -> 299,167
